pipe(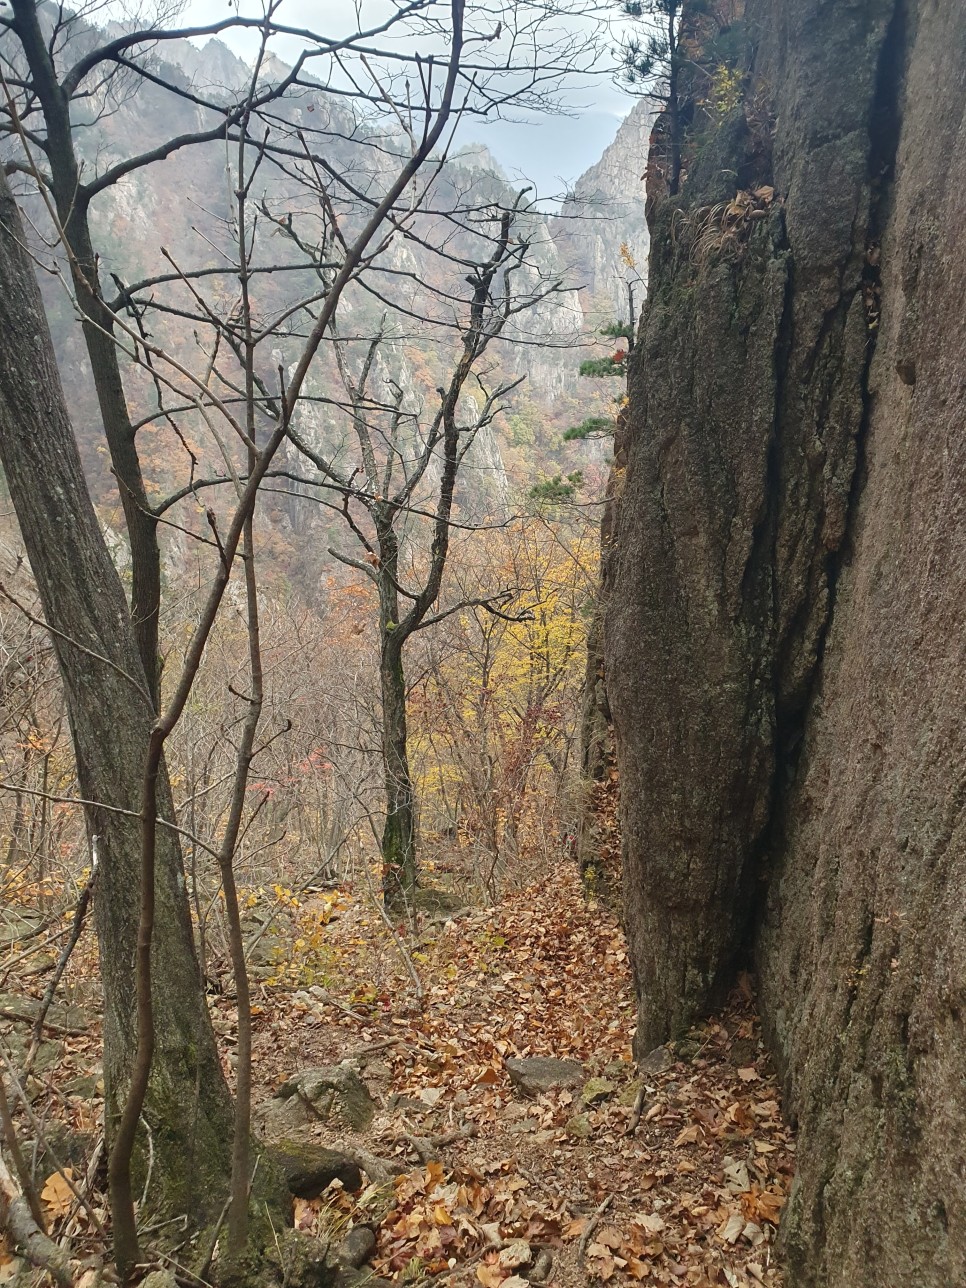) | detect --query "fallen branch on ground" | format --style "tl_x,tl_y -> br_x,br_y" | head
0,1150 -> 72,1288
0,1008 -> 85,1036
404,1123 -> 478,1163
305,984 -> 370,1024
348,1038 -> 406,1059
577,1194 -> 613,1270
